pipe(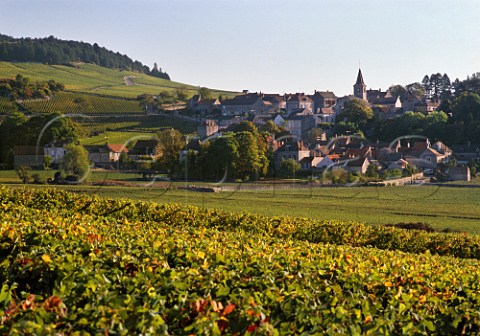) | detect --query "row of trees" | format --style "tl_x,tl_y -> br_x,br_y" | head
0,34 -> 170,79
137,90 -> 189,111
375,92 -> 480,144
388,73 -> 480,102
333,86 -> 480,145
0,74 -> 64,100
152,122 -> 273,181
422,72 -> 480,99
